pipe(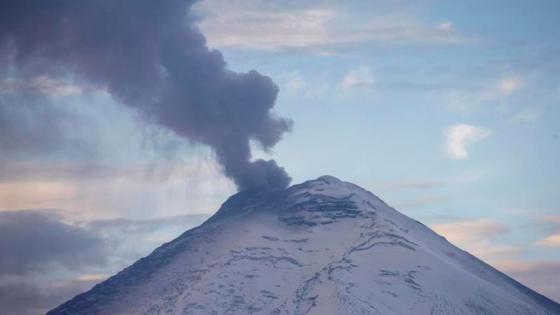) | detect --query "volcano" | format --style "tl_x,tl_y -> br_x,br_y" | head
49,176 -> 560,315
